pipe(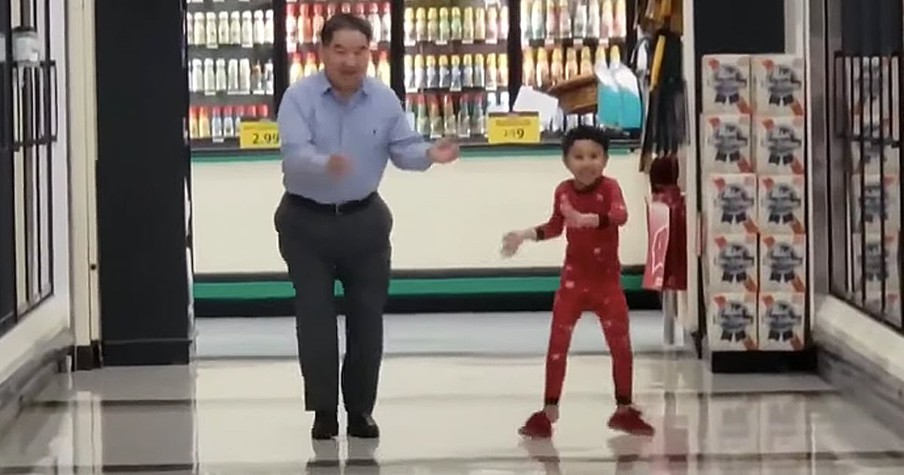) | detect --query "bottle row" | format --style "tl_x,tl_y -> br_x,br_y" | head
187,10 -> 274,48
287,2 -> 391,49
289,51 -> 392,85
405,92 -> 502,138
523,44 -> 610,89
403,6 -> 510,45
404,53 -> 509,92
521,0 -> 628,43
189,104 -> 272,141
190,58 -> 274,95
